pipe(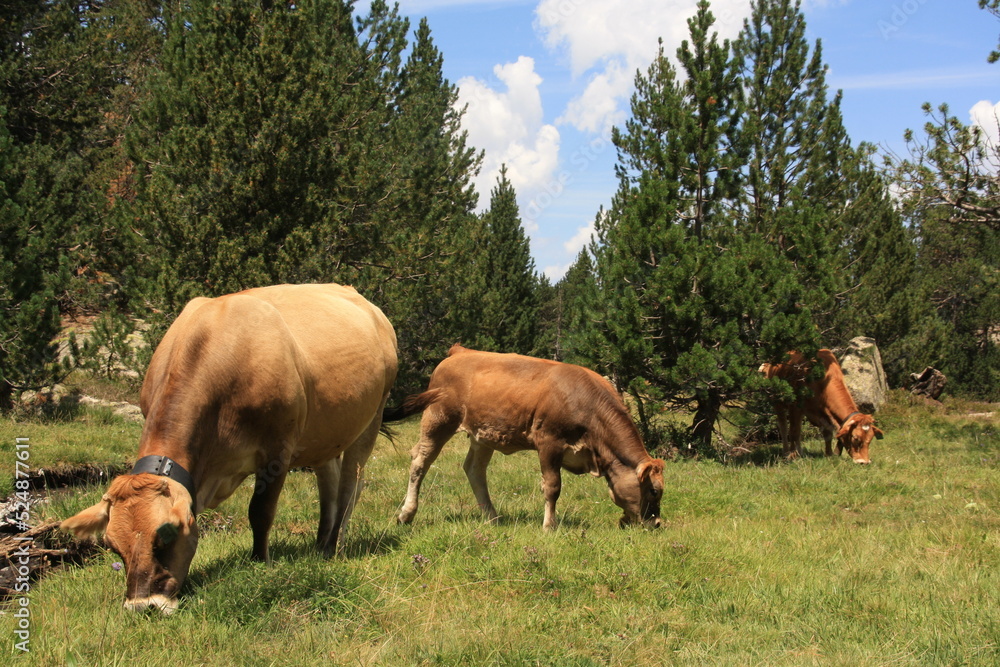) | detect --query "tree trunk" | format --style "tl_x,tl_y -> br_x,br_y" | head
691,390 -> 721,451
